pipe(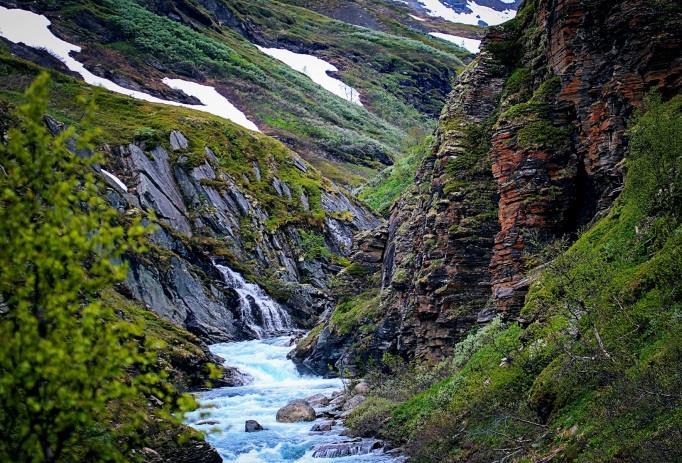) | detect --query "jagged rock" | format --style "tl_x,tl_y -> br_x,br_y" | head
312,439 -> 382,458
169,130 -> 189,151
328,393 -> 346,410
298,0 -> 682,371
276,399 -> 316,423
293,156 -> 307,172
271,177 -> 292,199
245,420 -> 264,432
252,161 -> 261,181
310,420 -> 335,432
342,394 -> 366,411
305,393 -> 330,408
